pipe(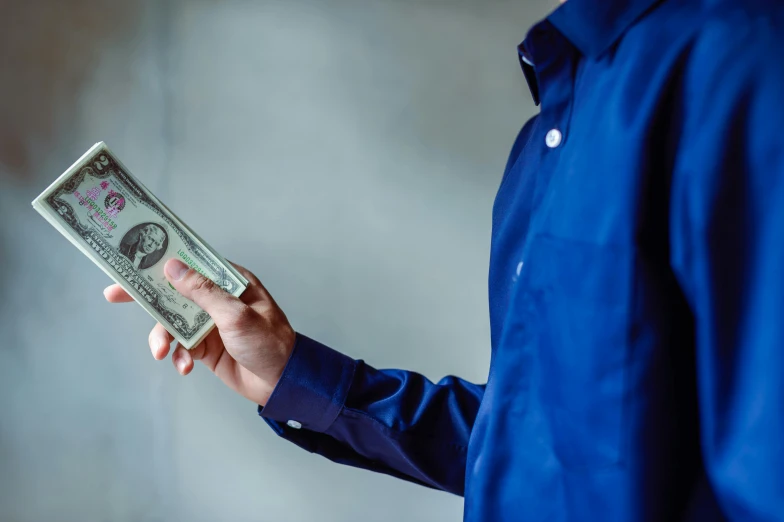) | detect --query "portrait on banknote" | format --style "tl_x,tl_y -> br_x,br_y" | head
119,222 -> 169,270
